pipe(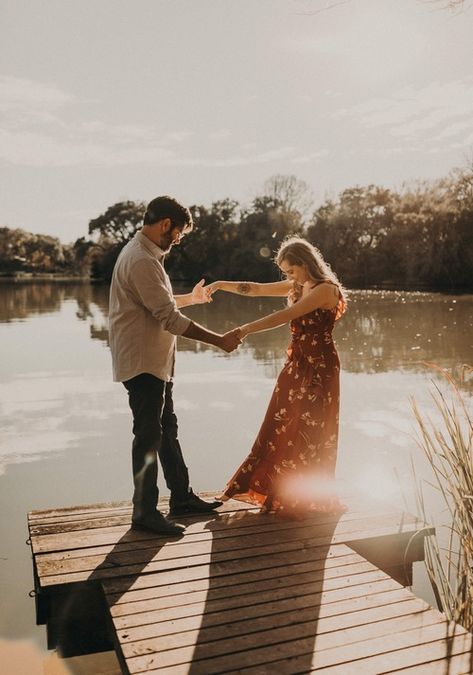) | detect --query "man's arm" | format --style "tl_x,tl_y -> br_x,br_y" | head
182,321 -> 241,353
174,293 -> 193,308
131,262 -> 238,351
175,279 -> 211,308
131,258 -> 191,335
